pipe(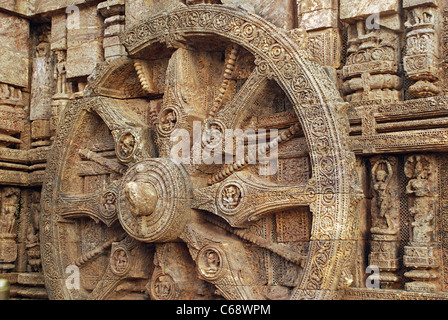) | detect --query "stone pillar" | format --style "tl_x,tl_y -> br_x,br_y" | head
368,156 -> 401,288
98,0 -> 127,61
403,0 -> 442,98
340,0 -> 403,102
0,84 -> 25,148
0,188 -> 20,273
442,6 -> 448,94
0,12 -> 29,149
403,154 -> 440,293
50,14 -> 71,139
25,190 -> 41,273
30,25 -> 53,149
298,0 -> 342,69
66,4 -> 104,98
